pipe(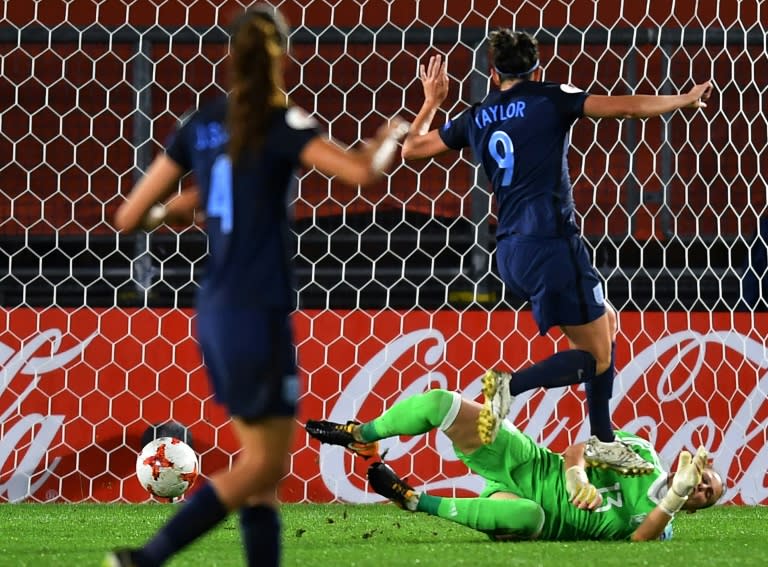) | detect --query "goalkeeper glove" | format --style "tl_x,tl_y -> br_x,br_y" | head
565,465 -> 602,510
659,446 -> 708,516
